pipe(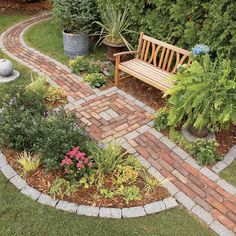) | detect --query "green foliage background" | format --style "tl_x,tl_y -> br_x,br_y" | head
96,0 -> 236,63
